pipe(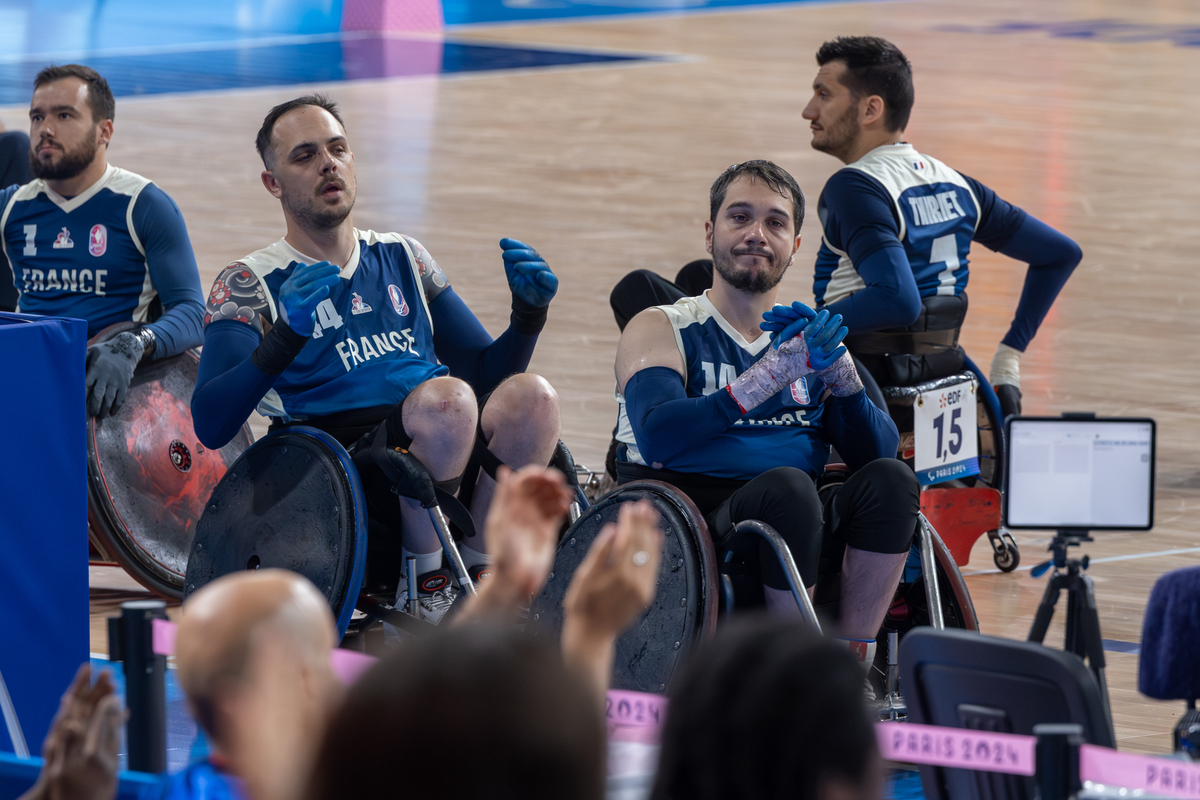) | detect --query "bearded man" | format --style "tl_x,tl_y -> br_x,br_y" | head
0,64 -> 204,418
613,160 -> 918,676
